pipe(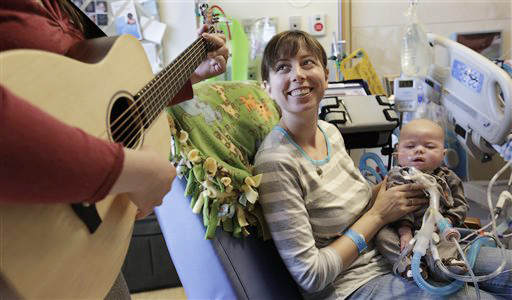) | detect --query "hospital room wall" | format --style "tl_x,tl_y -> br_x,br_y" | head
158,0 -> 340,66
350,0 -> 512,80
159,0 -> 510,77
